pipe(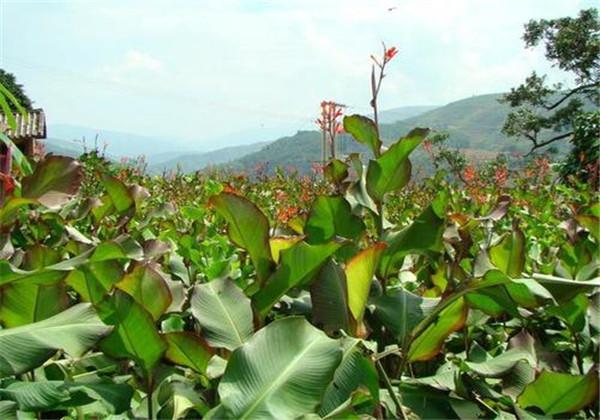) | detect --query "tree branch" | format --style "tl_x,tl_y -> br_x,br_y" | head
543,82 -> 599,111
525,131 -> 574,156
